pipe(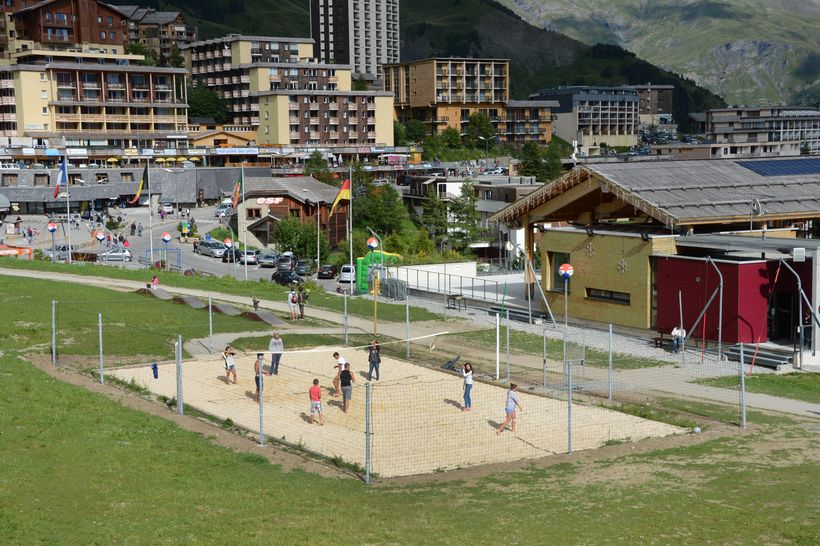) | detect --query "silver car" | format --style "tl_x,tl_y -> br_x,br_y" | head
198,241 -> 226,258
97,248 -> 133,262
